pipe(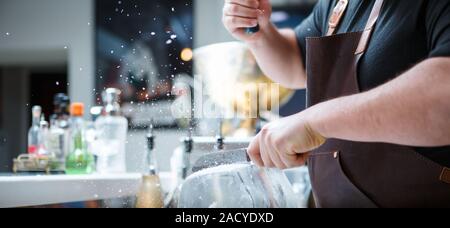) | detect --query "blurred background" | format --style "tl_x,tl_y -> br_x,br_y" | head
0,0 -> 317,173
